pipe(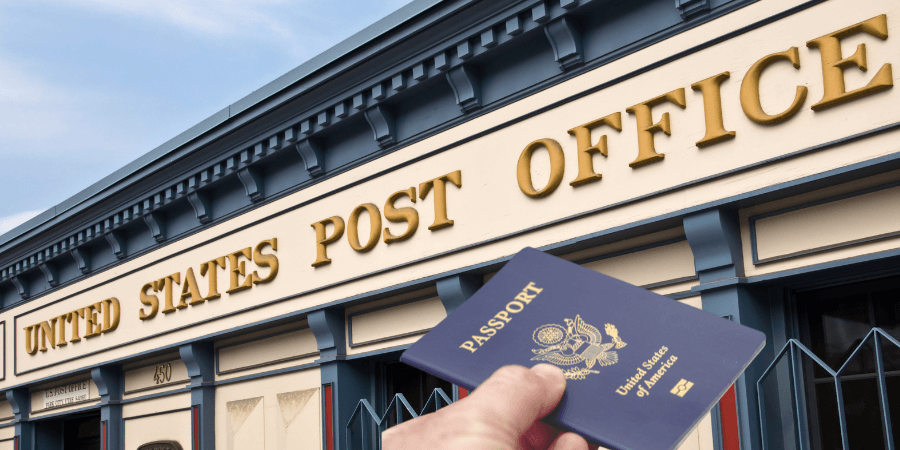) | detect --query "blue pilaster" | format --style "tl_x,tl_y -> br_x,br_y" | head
310,308 -> 368,450
685,208 -> 773,450
6,388 -> 32,450
91,365 -> 123,450
180,342 -> 215,450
